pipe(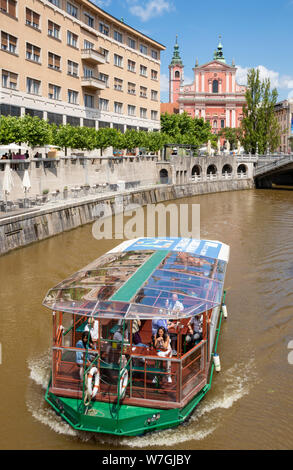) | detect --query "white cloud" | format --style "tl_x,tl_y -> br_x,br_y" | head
160,73 -> 169,93
93,0 -> 112,7
126,0 -> 173,22
236,64 -> 293,99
